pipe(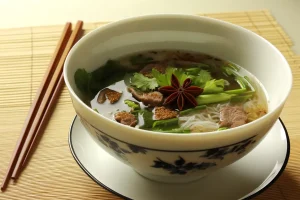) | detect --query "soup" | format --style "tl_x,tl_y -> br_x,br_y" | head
74,50 -> 268,133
